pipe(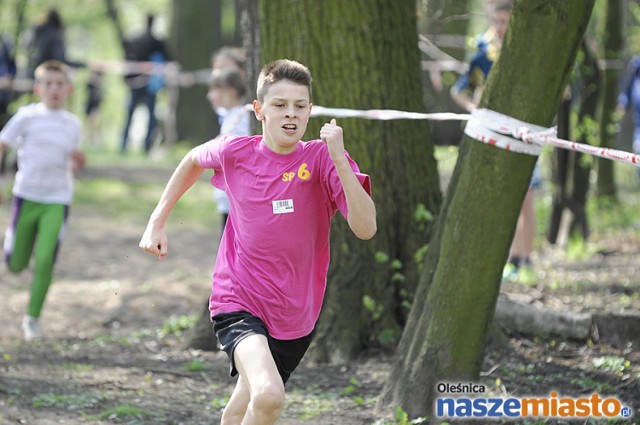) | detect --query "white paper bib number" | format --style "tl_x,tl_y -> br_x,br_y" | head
272,199 -> 294,214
